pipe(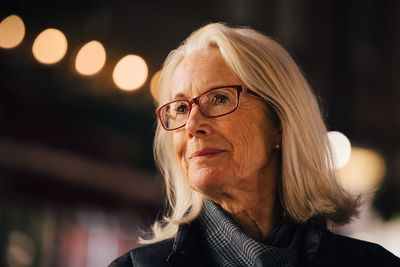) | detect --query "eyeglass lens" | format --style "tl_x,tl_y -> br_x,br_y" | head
159,87 -> 239,130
